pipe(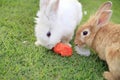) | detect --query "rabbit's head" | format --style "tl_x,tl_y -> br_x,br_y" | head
75,1 -> 112,48
35,0 -> 61,49
35,23 -> 62,49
